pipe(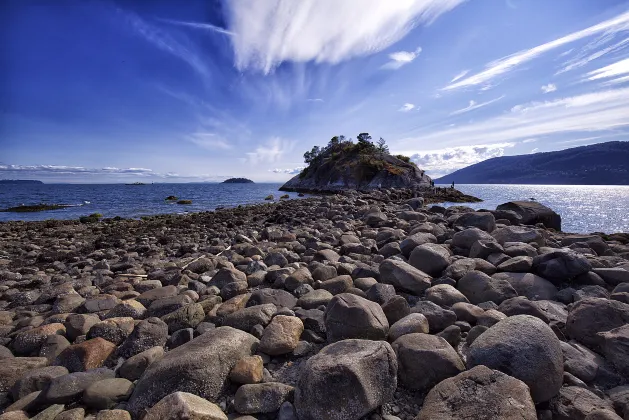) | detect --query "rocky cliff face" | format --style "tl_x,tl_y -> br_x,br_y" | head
280,151 -> 432,193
